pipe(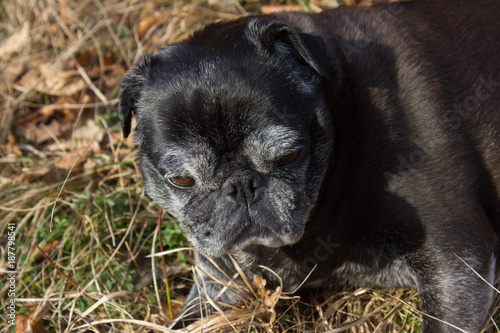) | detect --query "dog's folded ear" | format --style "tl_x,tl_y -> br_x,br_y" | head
246,19 -> 332,80
118,54 -> 151,138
